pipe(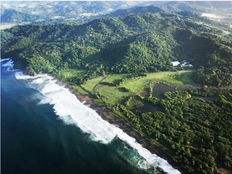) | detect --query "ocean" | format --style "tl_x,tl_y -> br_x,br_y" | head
1,59 -> 180,174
